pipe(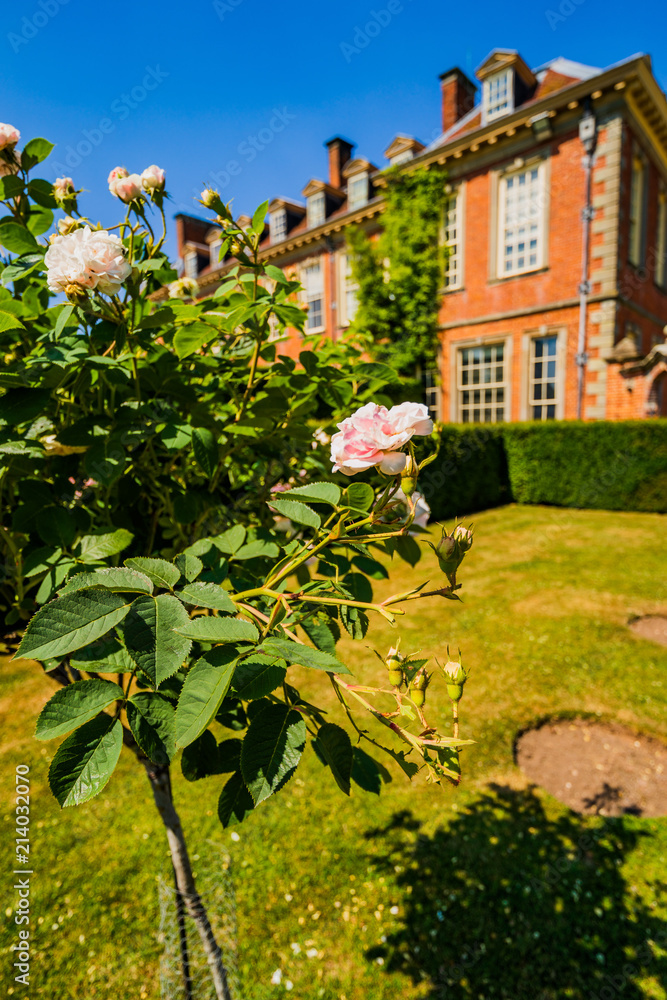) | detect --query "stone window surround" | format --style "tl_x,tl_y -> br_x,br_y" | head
448,332 -> 513,424
519,325 -> 567,421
